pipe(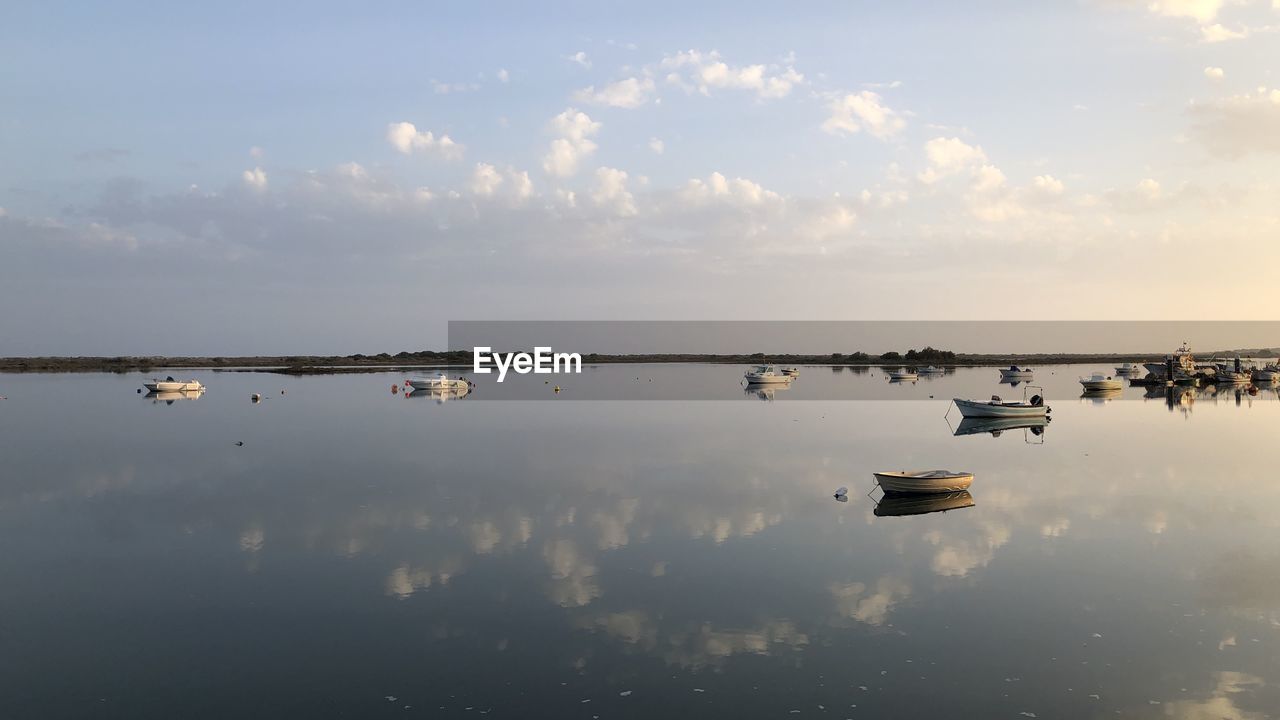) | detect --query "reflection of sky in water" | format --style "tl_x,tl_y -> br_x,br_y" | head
1,370 -> 1279,718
